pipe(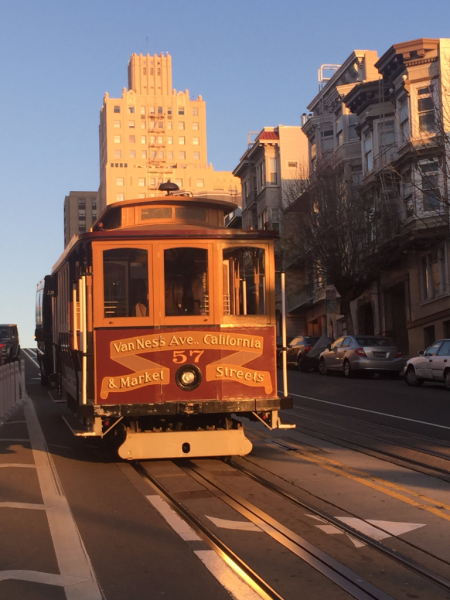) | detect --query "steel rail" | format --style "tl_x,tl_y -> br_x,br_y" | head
283,412 -> 450,483
227,457 -> 450,593
132,462 -> 283,600
180,461 -> 395,600
290,404 -> 450,458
